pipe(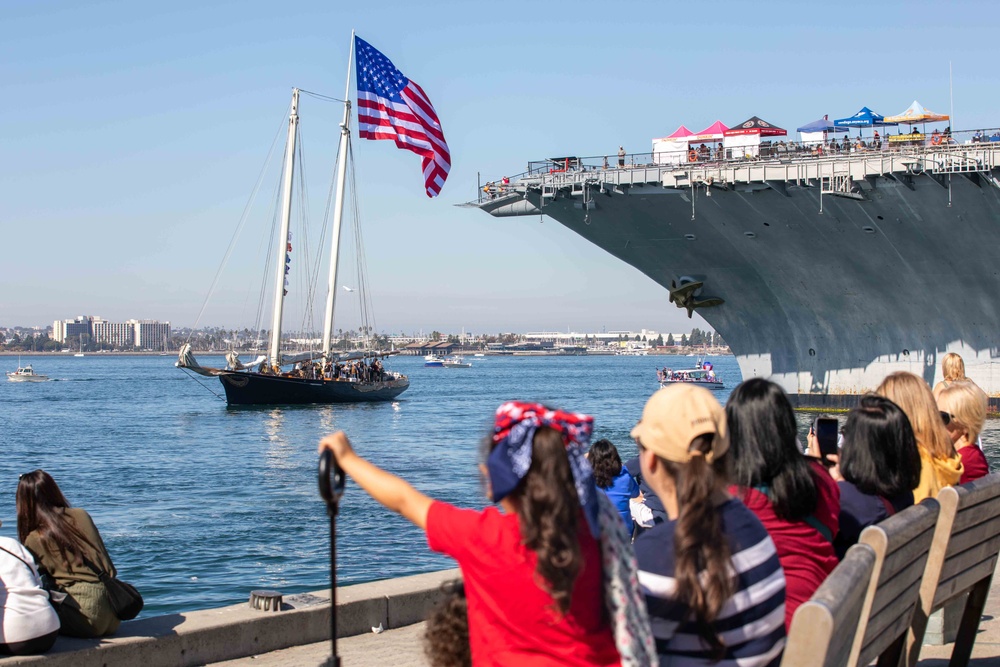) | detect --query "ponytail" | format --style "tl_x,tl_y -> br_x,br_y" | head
664,434 -> 734,654
514,426 -> 583,616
